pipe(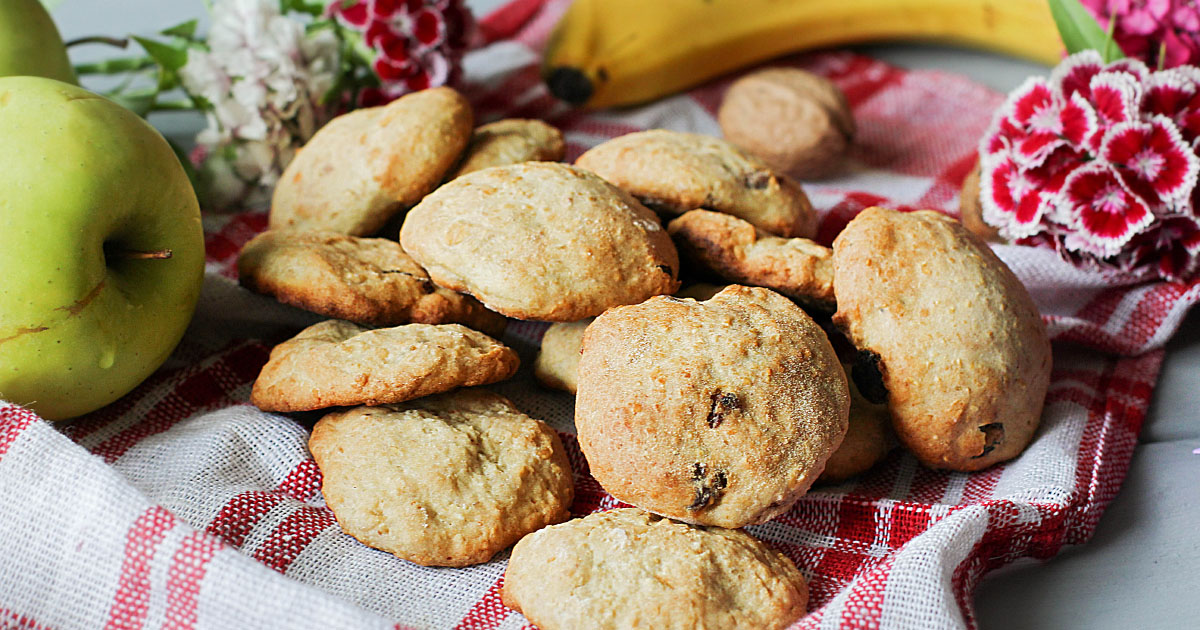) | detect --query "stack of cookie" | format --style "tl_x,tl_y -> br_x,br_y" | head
236,93 -> 1052,628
